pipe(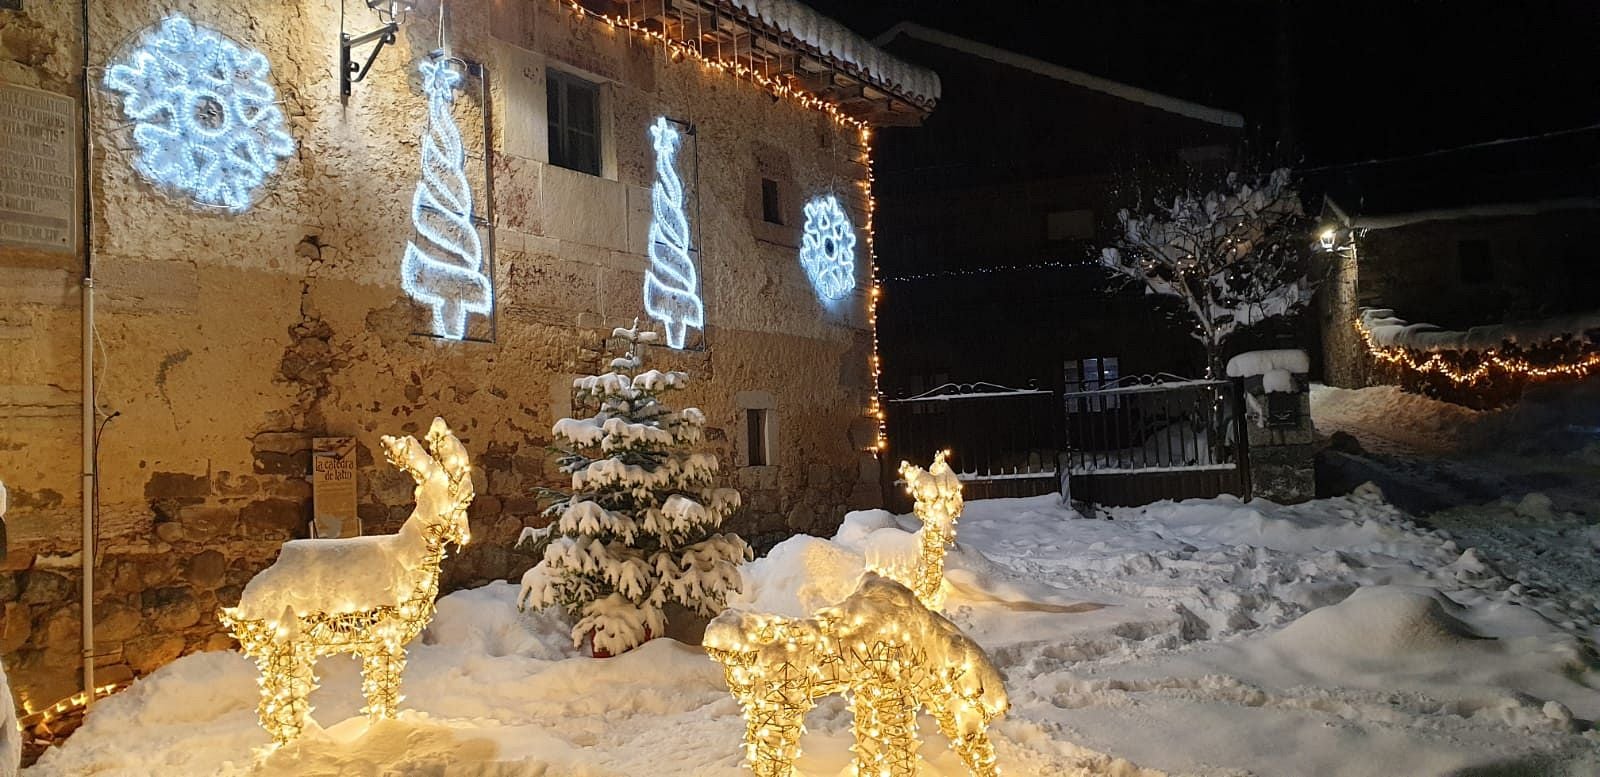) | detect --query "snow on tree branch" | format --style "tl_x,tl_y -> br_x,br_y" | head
1099,168 -> 1312,374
